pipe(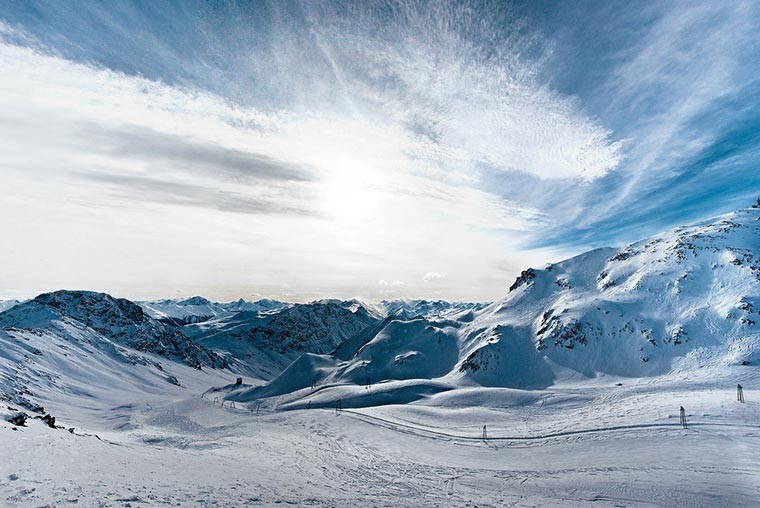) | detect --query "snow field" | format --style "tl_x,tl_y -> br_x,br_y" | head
2,375 -> 757,507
